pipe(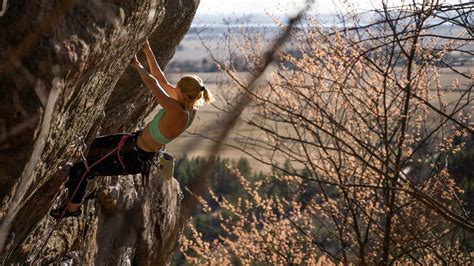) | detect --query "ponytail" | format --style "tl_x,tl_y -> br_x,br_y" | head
201,86 -> 214,105
178,75 -> 215,109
